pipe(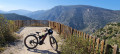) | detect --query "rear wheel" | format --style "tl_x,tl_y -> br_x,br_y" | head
24,35 -> 38,49
49,36 -> 58,51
